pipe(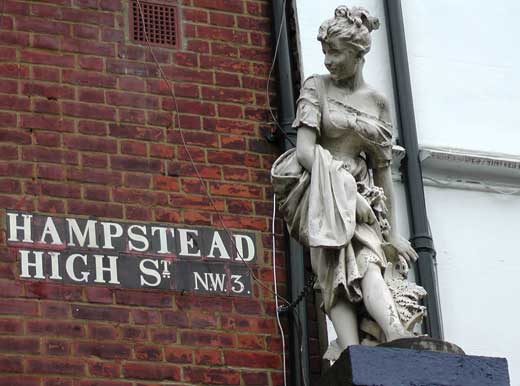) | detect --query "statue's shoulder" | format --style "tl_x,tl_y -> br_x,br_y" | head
363,85 -> 390,120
